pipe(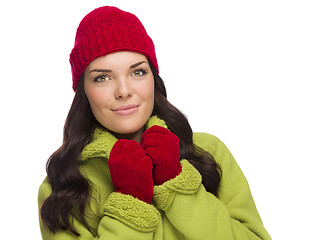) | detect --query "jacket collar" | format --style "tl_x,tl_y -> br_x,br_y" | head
79,115 -> 168,162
